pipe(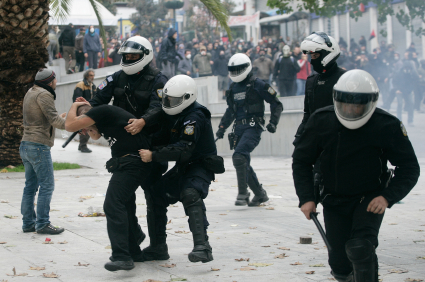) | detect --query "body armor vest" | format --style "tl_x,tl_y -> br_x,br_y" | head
227,77 -> 265,116
113,66 -> 160,118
